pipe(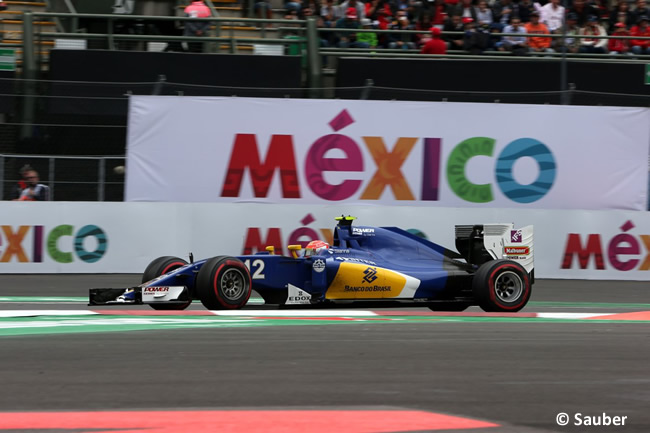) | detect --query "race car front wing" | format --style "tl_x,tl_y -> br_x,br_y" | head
89,286 -> 191,306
